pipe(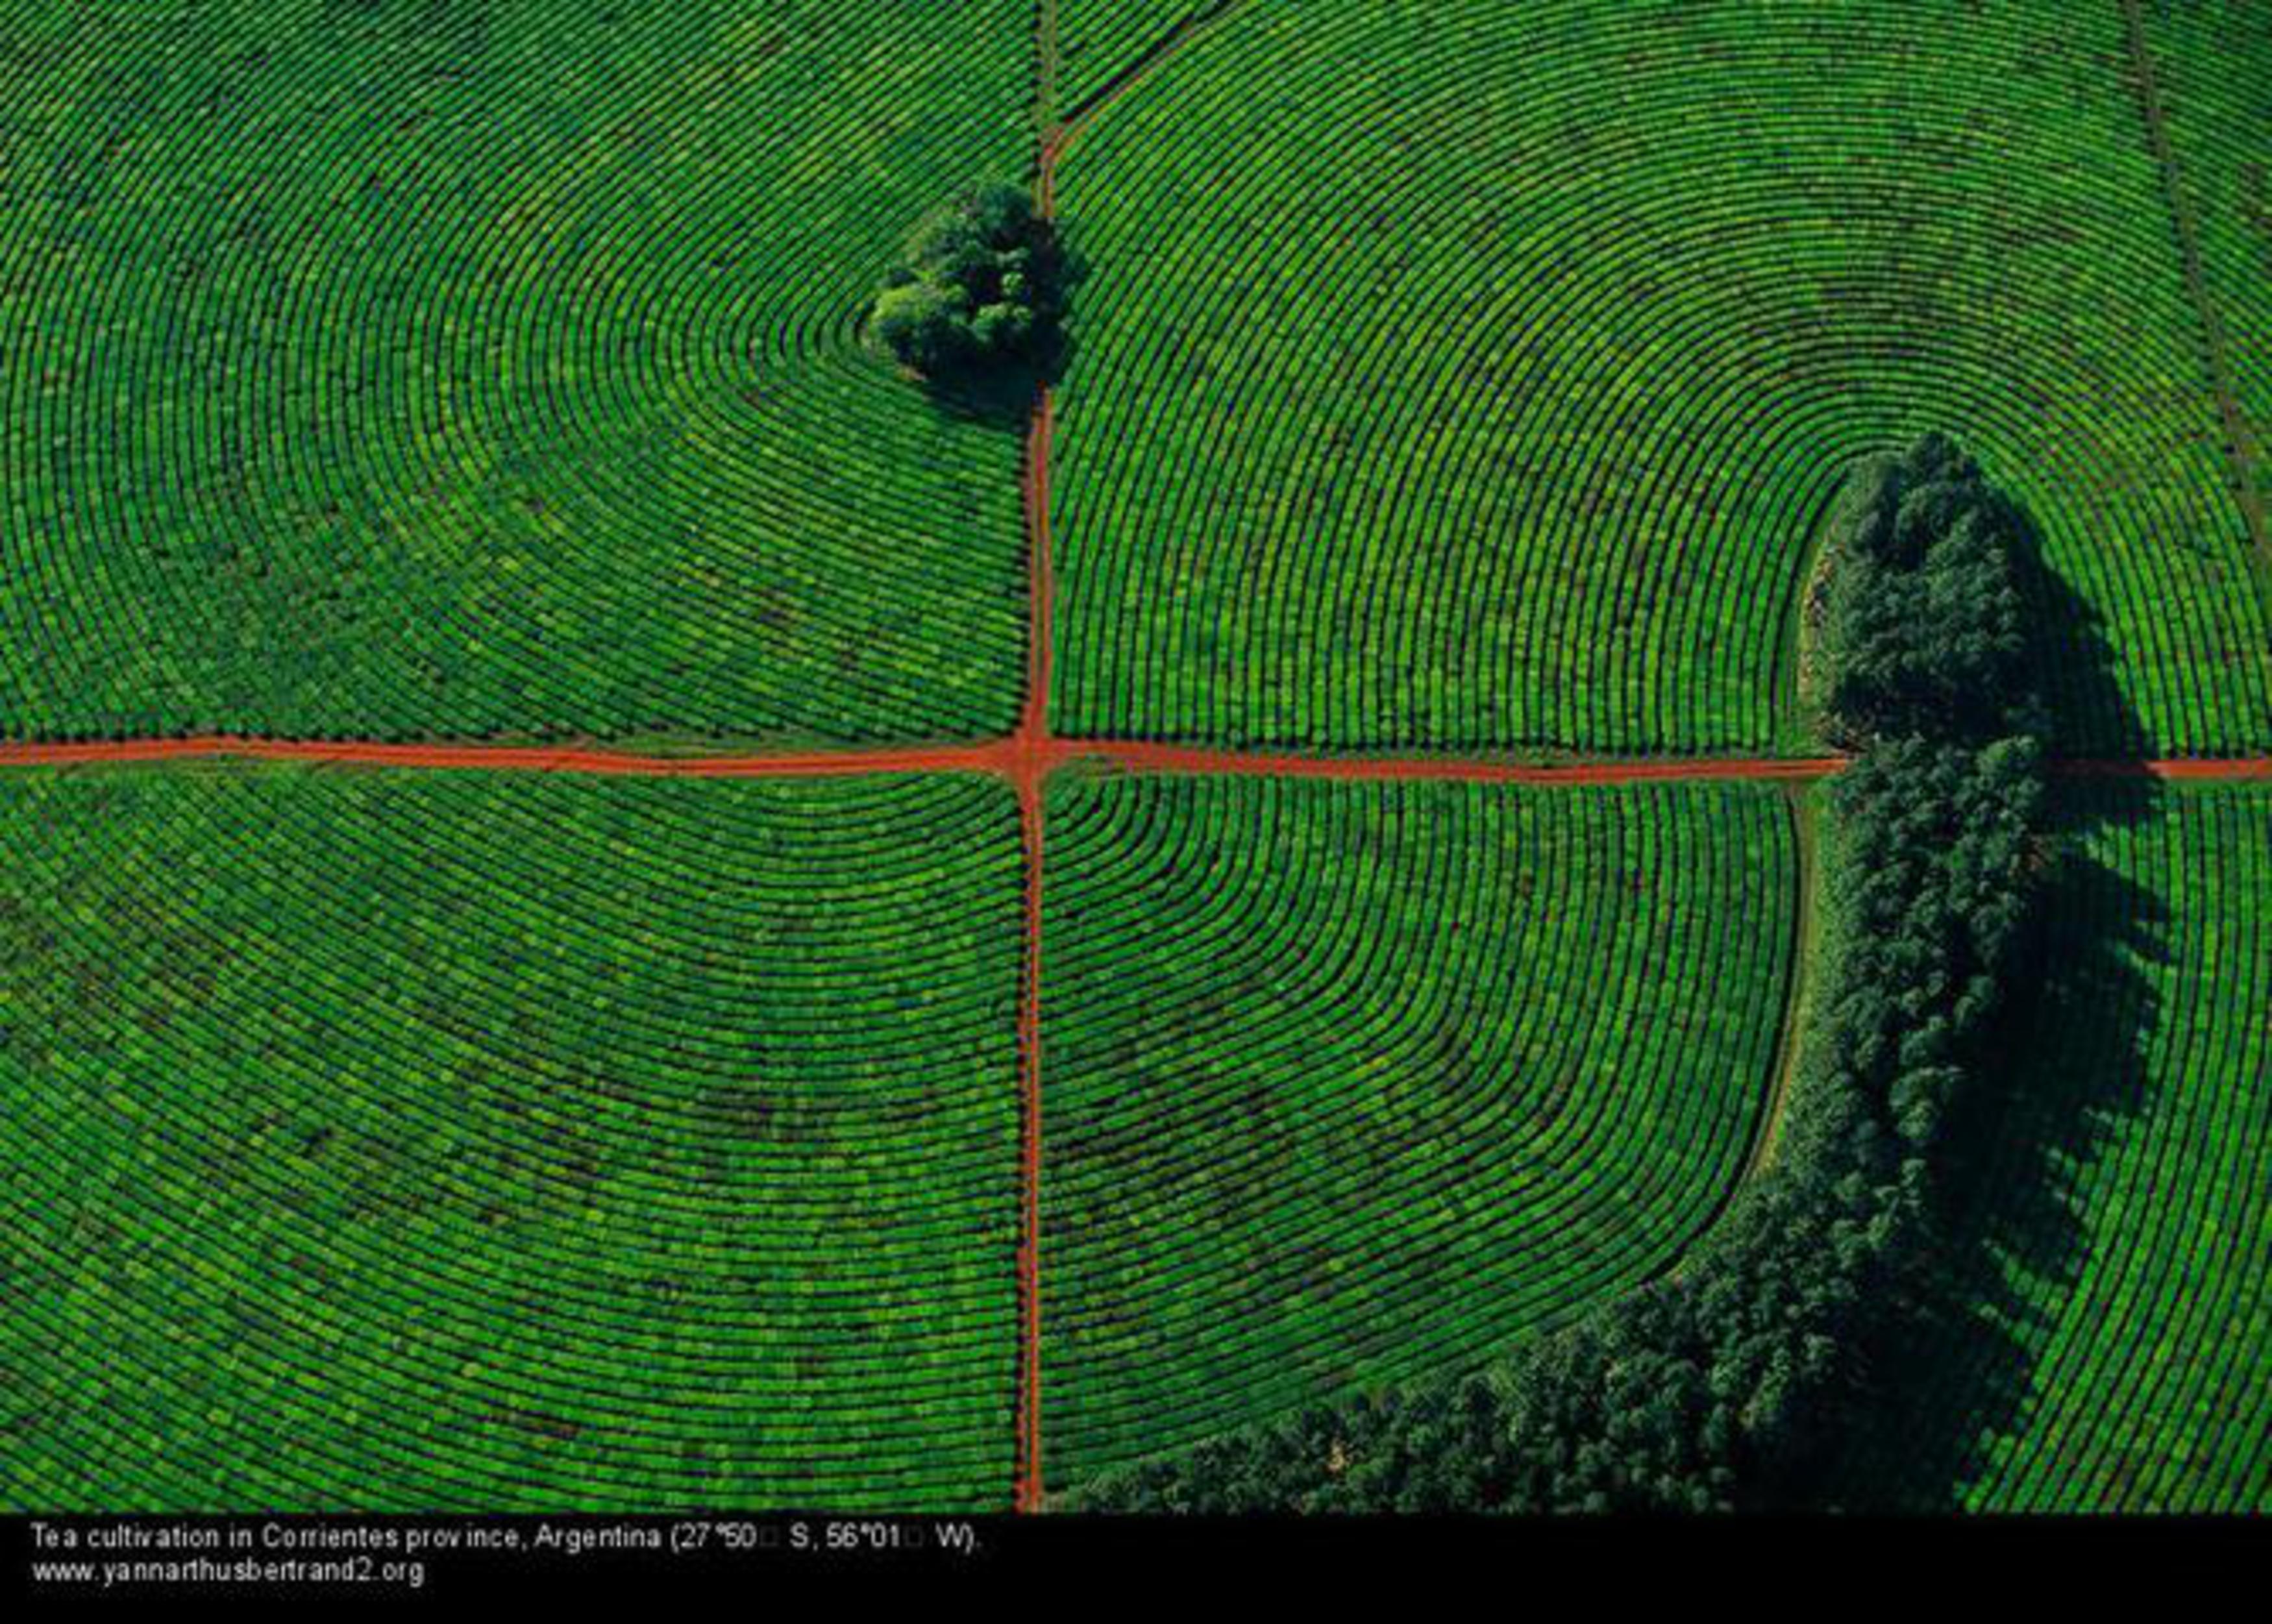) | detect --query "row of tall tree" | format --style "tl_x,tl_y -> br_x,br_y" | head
1070,434 -> 2051,1513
